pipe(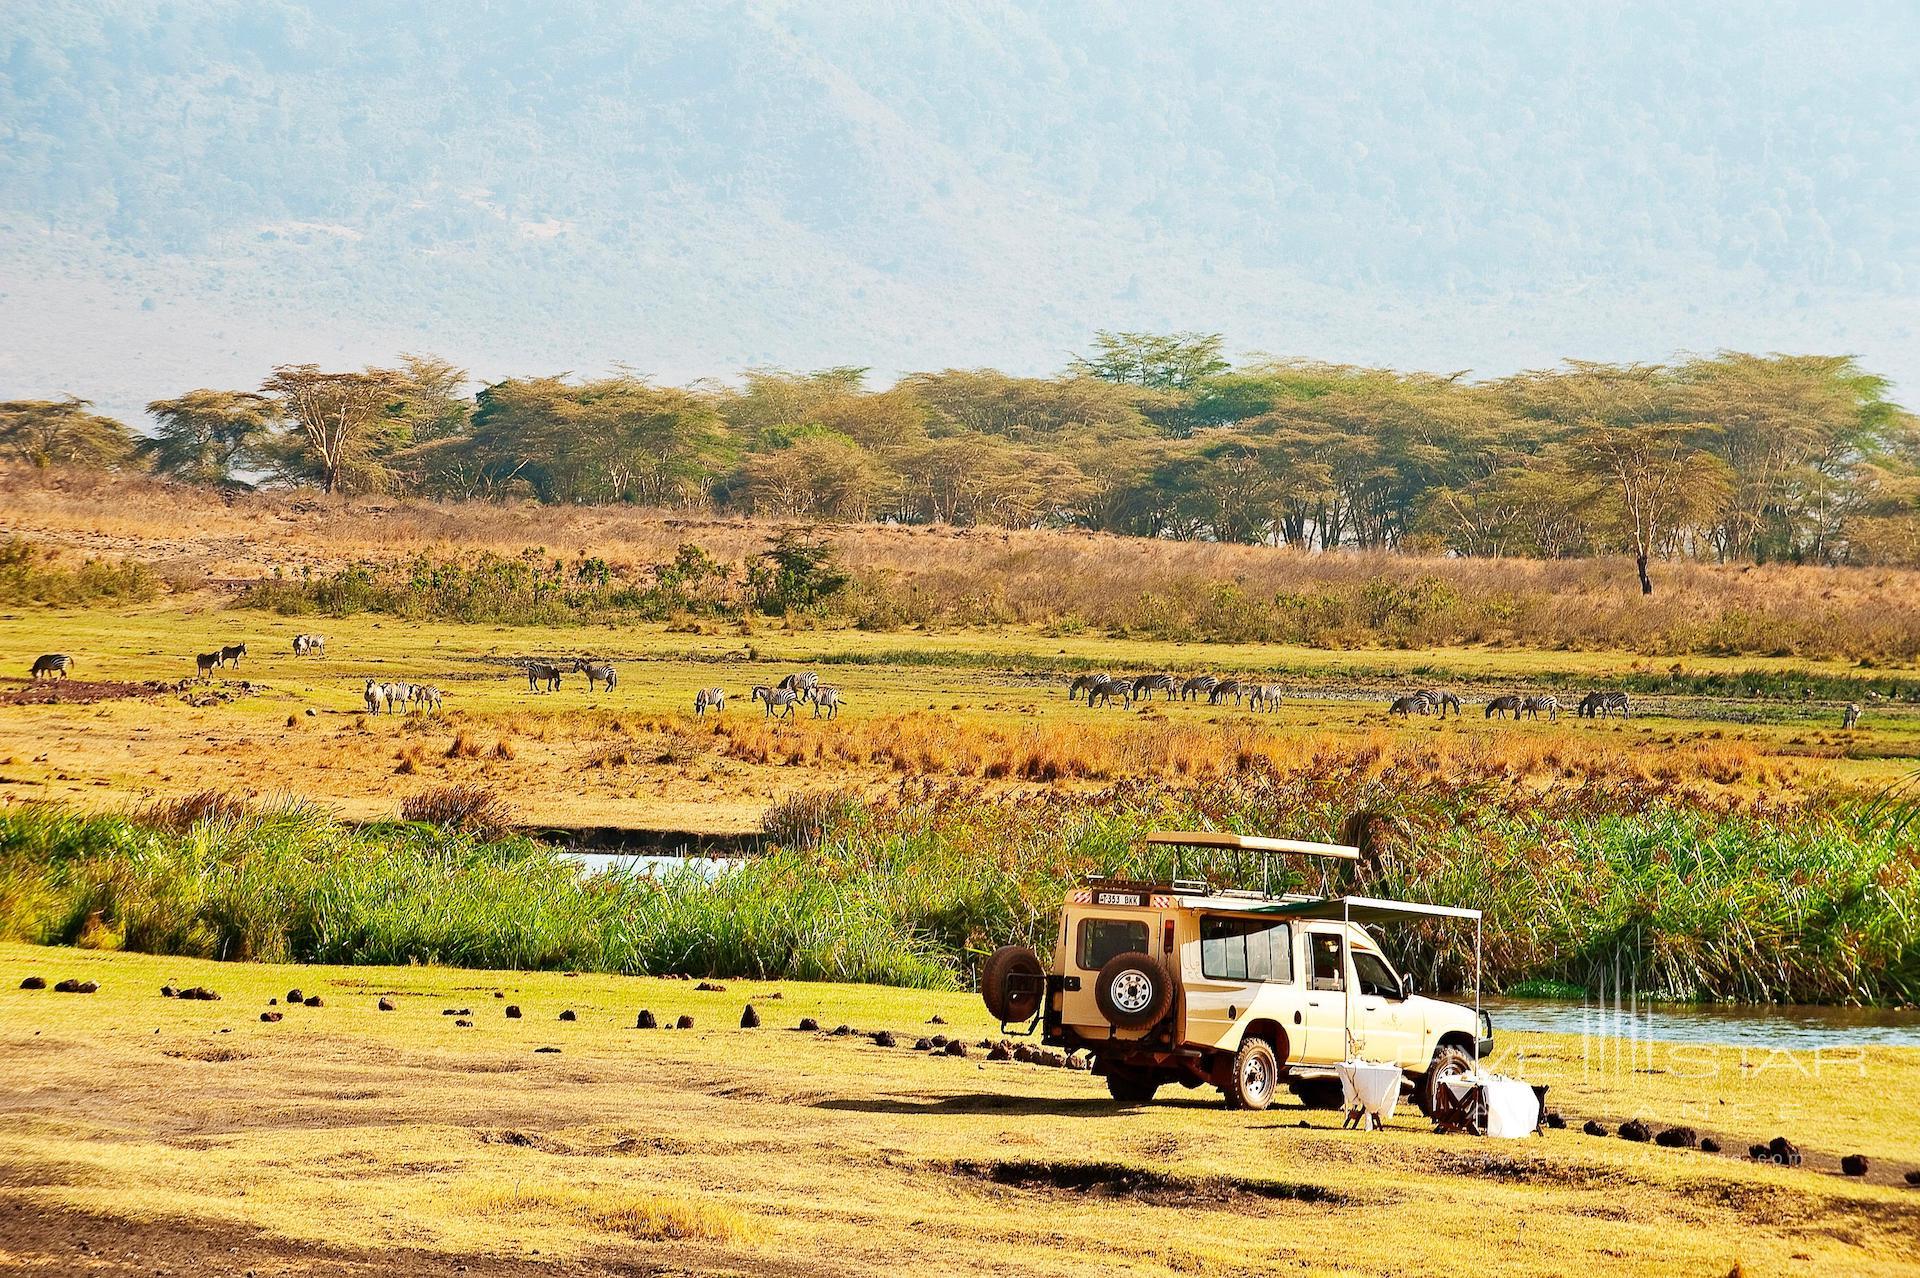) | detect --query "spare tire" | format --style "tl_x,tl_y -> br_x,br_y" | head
1093,951 -> 1174,1029
981,944 -> 1044,1023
